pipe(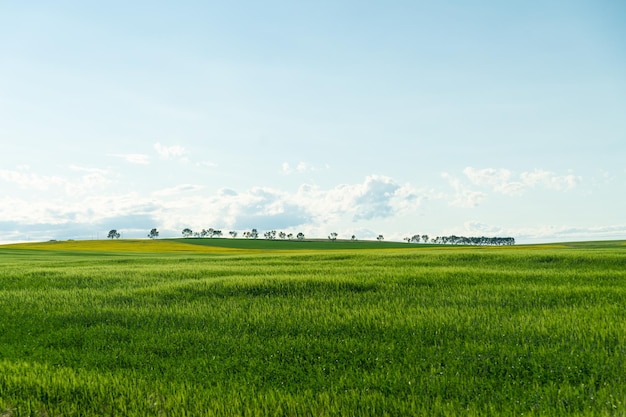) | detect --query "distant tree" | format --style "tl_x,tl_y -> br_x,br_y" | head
148,228 -> 159,239
229,231 -> 238,238
421,235 -> 429,244
182,228 -> 193,238
264,230 -> 277,240
351,235 -> 357,241
108,229 -> 120,239
328,232 -> 338,241
278,231 -> 287,240
297,232 -> 305,240
244,229 -> 259,239
376,234 -> 384,241
212,230 -> 223,238
287,233 -> 294,240
404,237 -> 411,243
